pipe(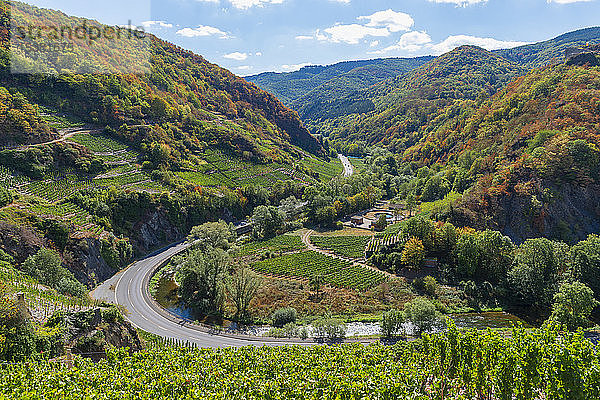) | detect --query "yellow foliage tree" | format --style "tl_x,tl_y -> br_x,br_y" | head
402,237 -> 425,270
